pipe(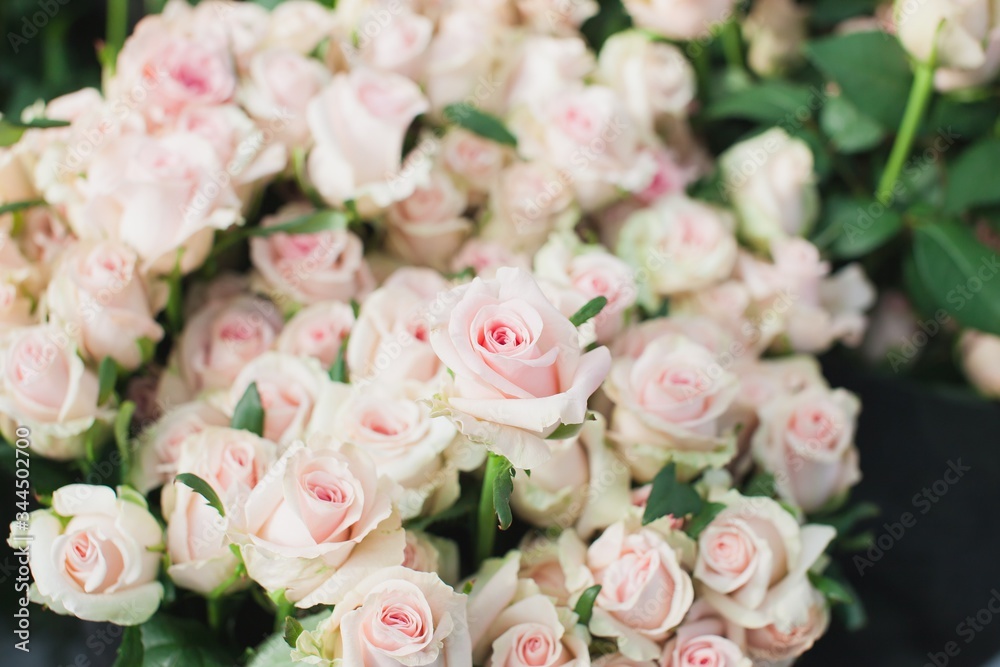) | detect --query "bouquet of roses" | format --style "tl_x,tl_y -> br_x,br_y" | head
1,0 -> 882,664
